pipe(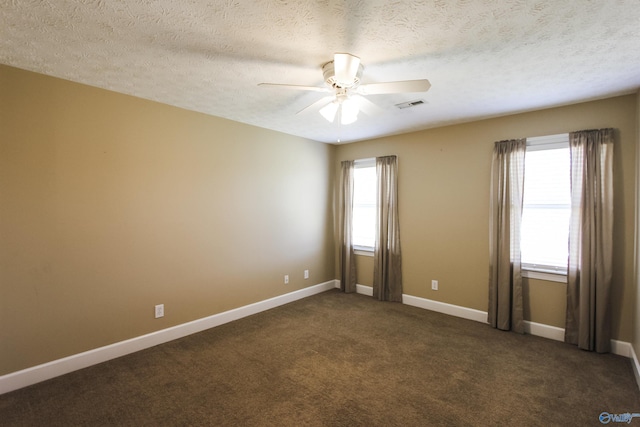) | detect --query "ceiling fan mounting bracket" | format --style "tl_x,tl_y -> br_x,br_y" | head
322,61 -> 363,89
